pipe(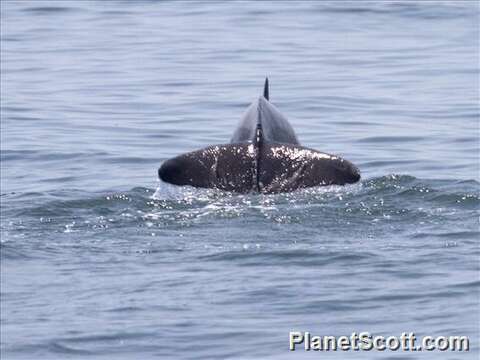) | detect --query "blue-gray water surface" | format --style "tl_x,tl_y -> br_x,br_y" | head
1,1 -> 479,359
